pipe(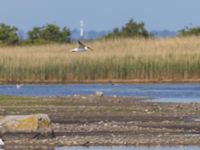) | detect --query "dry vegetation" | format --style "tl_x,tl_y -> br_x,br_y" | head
0,37 -> 200,83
